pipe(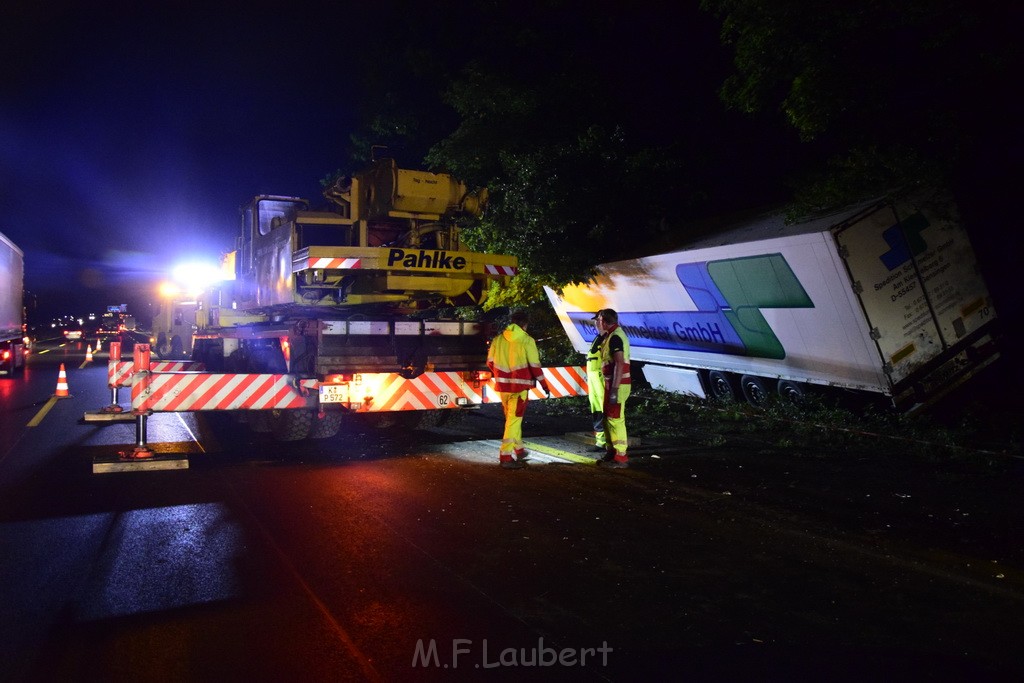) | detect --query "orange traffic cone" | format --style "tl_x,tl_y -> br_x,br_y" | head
85,345 -> 93,362
54,363 -> 70,398
96,339 -> 103,352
